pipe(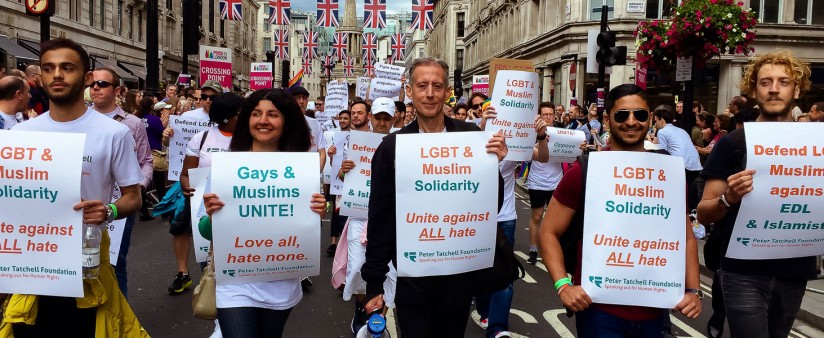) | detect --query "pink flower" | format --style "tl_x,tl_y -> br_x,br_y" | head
696,10 -> 703,18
